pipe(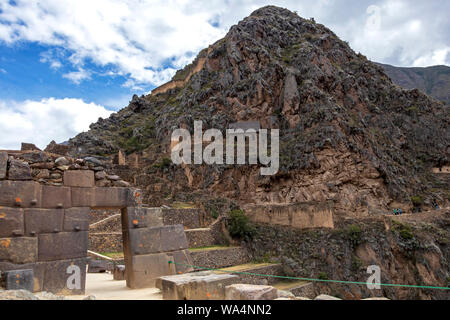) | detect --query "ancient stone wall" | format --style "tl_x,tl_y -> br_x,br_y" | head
243,202 -> 334,229
0,150 -> 193,294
